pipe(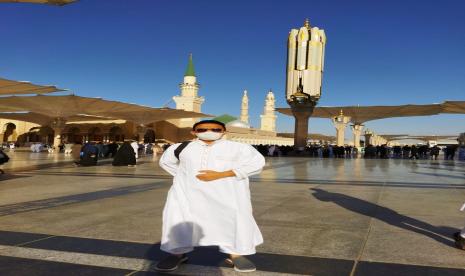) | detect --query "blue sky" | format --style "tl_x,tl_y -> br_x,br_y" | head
1,0 -> 464,137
